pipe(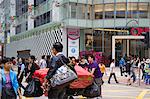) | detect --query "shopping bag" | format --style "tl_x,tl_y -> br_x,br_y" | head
50,64 -> 77,87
